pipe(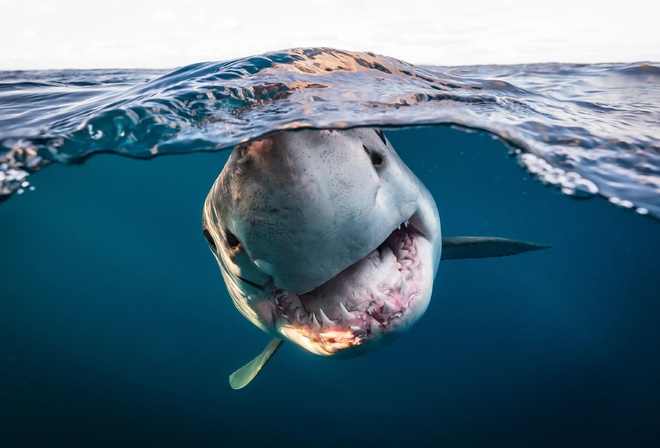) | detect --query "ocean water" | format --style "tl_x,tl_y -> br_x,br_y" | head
1,48 -> 660,446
